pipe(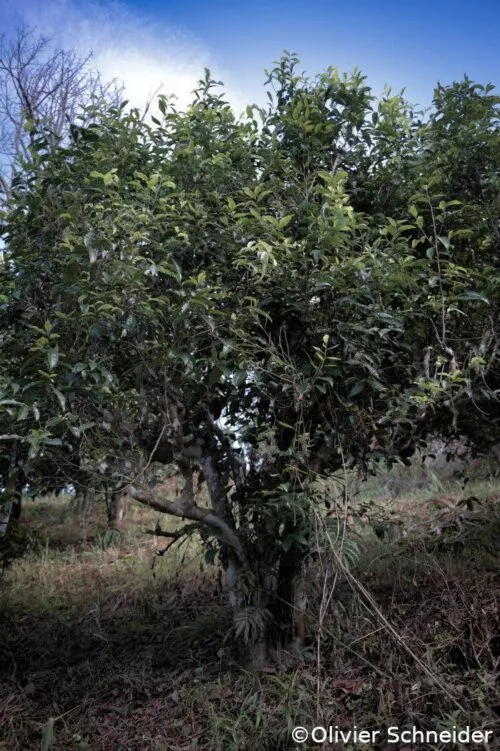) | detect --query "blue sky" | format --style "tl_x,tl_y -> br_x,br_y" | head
1,0 -> 498,114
